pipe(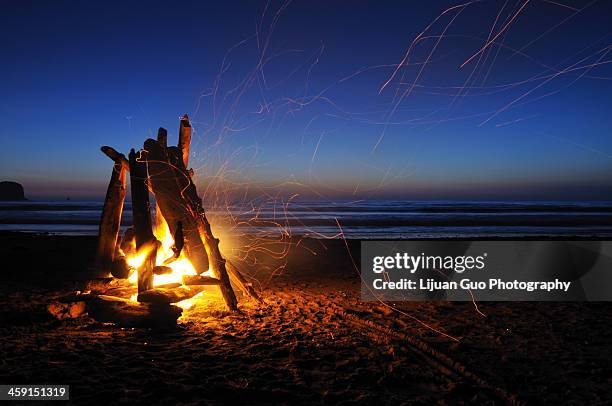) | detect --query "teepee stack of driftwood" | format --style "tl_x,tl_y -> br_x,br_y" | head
87,114 -> 260,324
